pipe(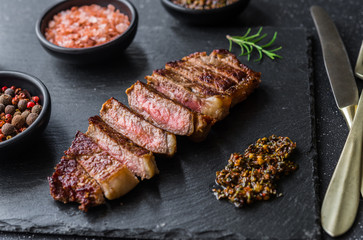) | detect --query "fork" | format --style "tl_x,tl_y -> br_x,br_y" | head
355,41 -> 363,79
